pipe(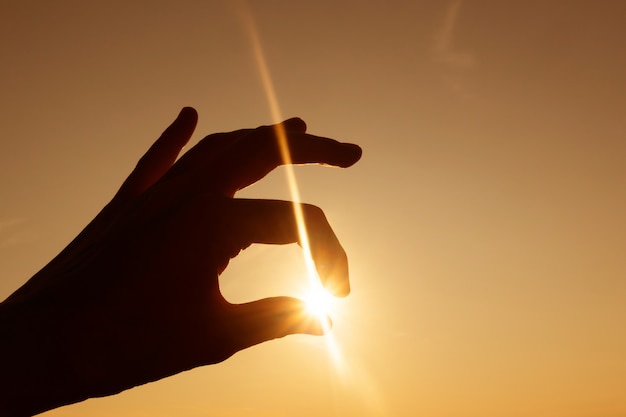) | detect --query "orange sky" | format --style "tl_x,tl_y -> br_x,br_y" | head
1,1 -> 625,416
